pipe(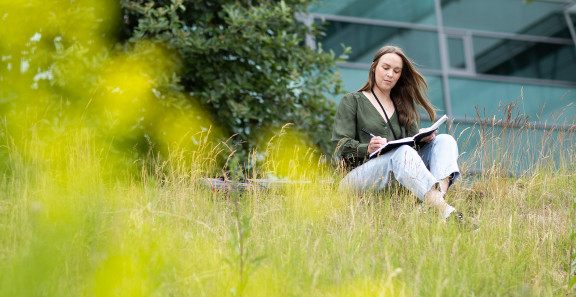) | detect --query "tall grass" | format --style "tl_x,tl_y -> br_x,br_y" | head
454,95 -> 575,177
0,101 -> 575,296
